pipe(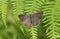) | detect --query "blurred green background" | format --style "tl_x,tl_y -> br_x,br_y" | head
0,0 -> 60,39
